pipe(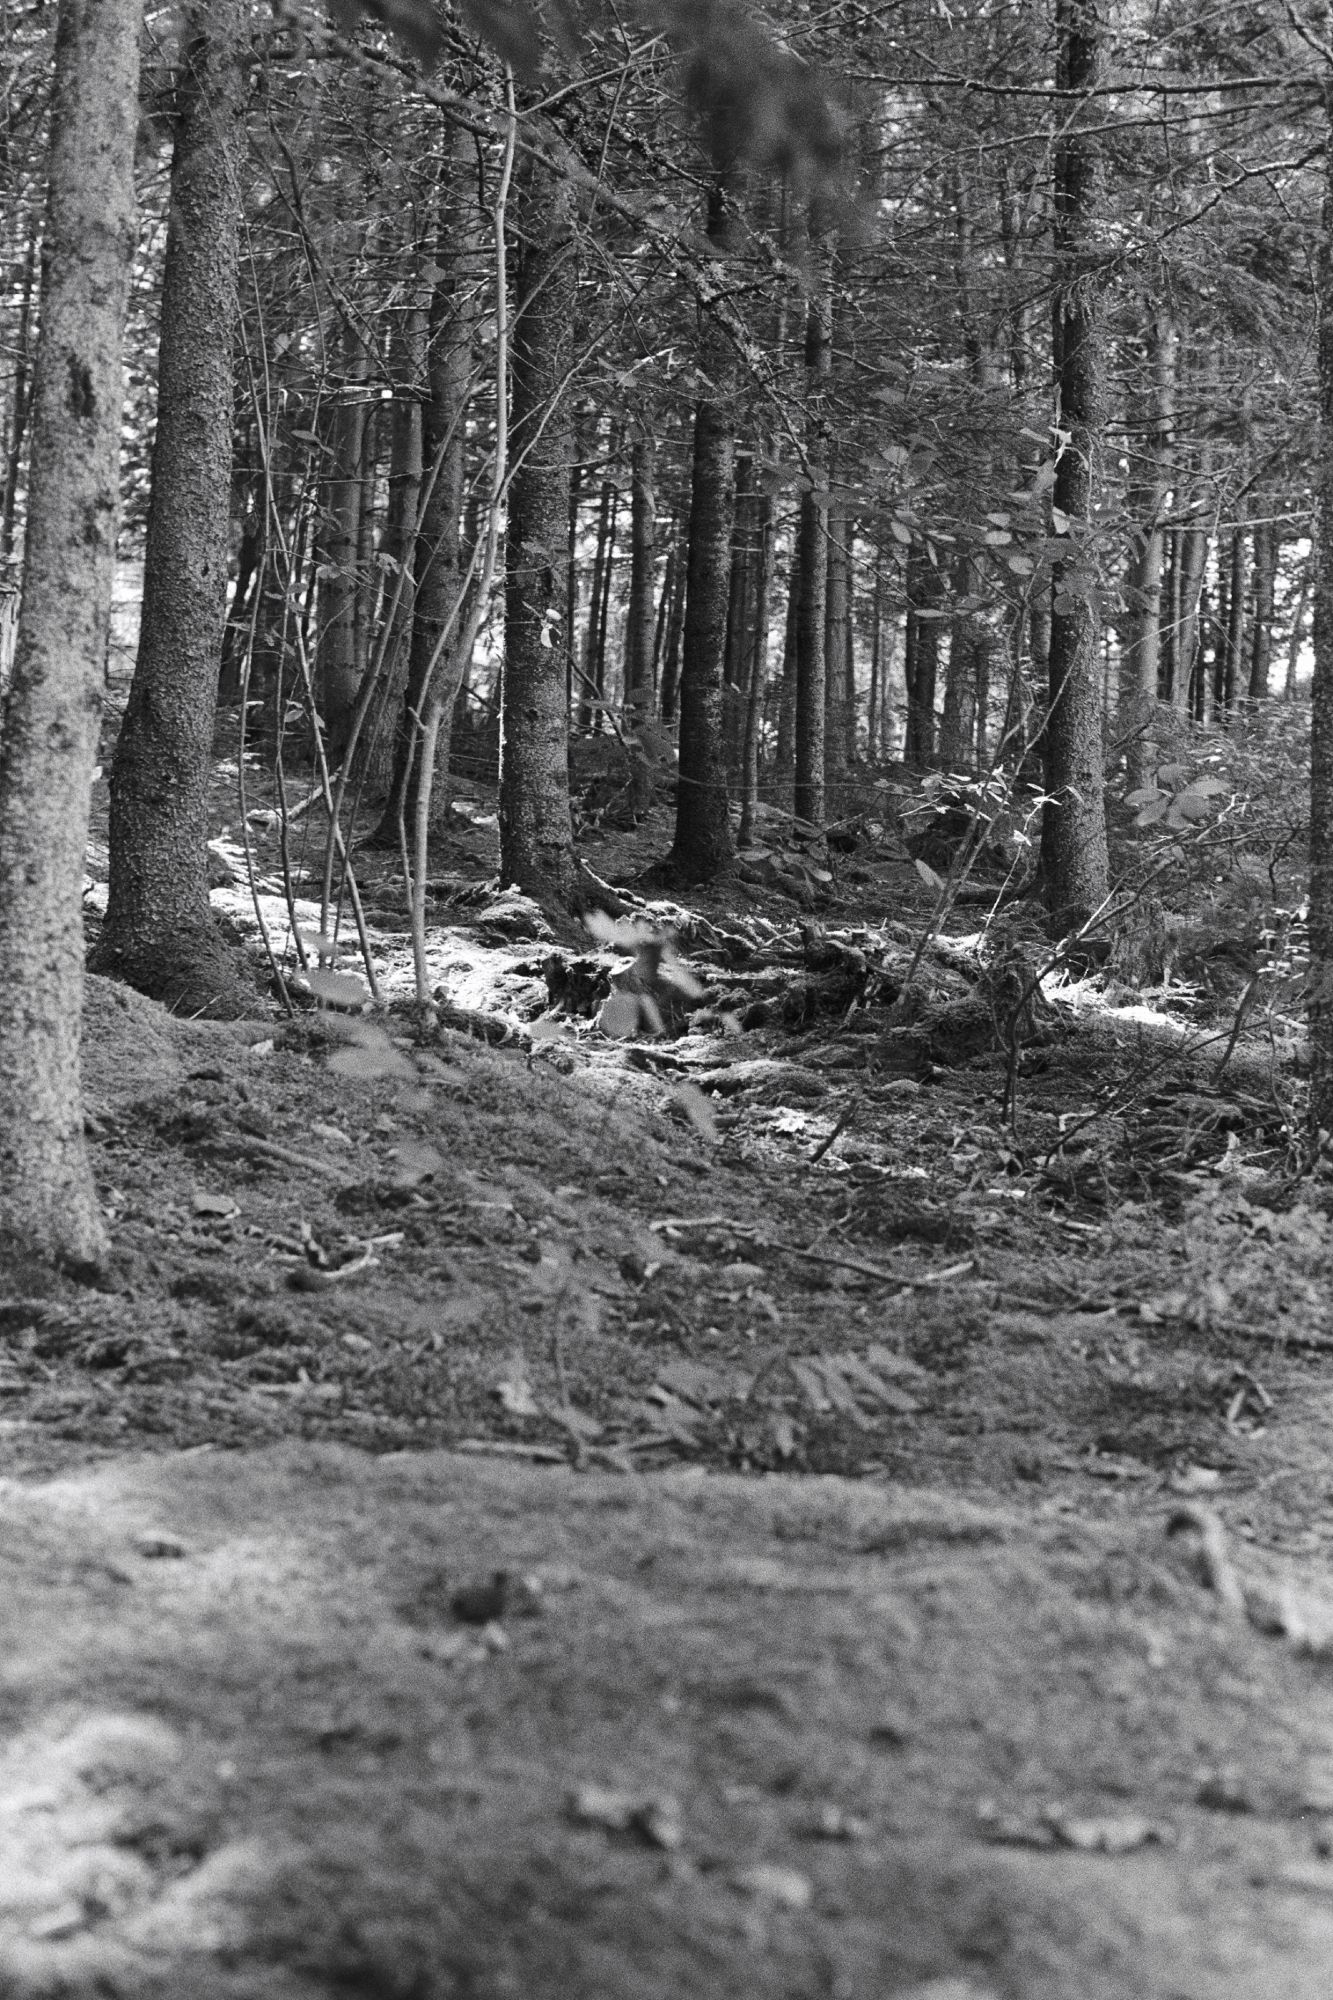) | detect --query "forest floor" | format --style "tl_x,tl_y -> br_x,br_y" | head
5,742 -> 1333,1996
